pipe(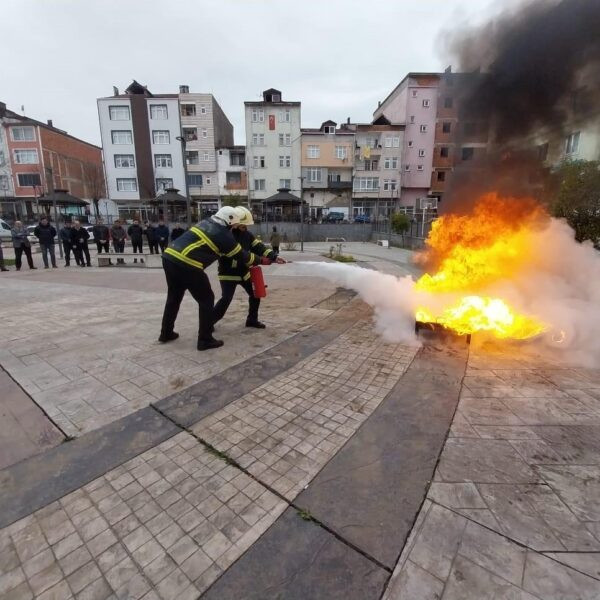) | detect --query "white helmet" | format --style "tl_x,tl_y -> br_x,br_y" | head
213,206 -> 241,226
235,206 -> 254,225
